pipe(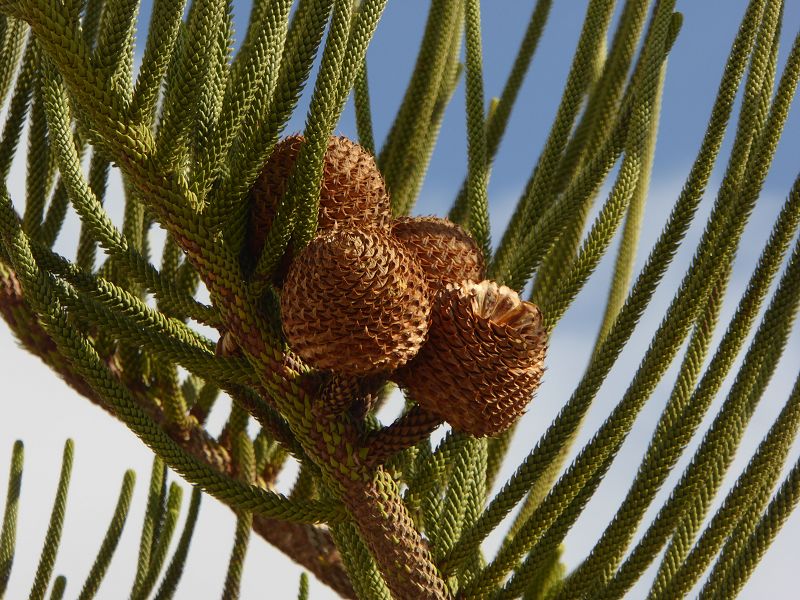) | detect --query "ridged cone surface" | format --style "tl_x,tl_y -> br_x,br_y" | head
391,216 -> 485,287
280,227 -> 431,376
246,135 -> 391,261
397,280 -> 546,437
